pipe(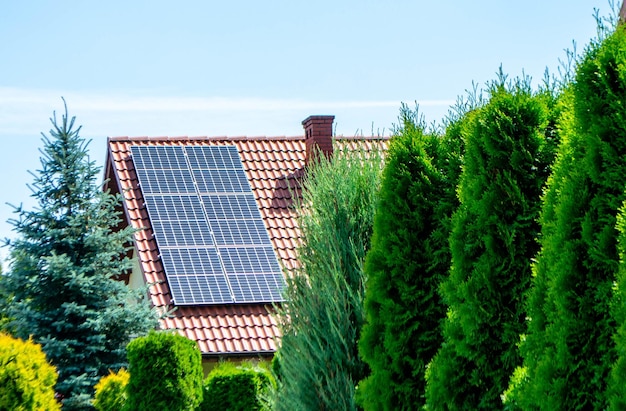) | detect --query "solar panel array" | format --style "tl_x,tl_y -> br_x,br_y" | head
131,145 -> 285,305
